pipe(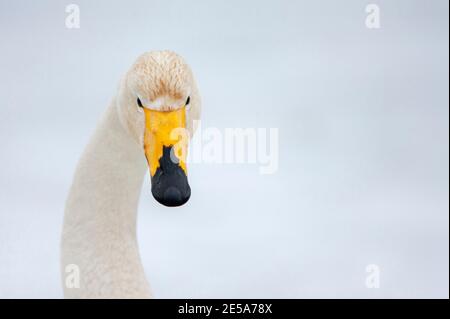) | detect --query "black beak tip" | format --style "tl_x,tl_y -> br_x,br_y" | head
150,146 -> 191,207
152,186 -> 191,207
